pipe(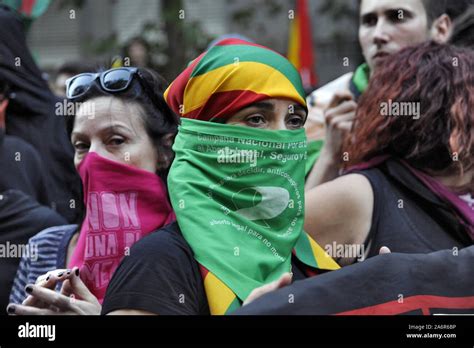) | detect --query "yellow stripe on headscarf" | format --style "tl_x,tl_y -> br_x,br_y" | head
182,62 -> 306,115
